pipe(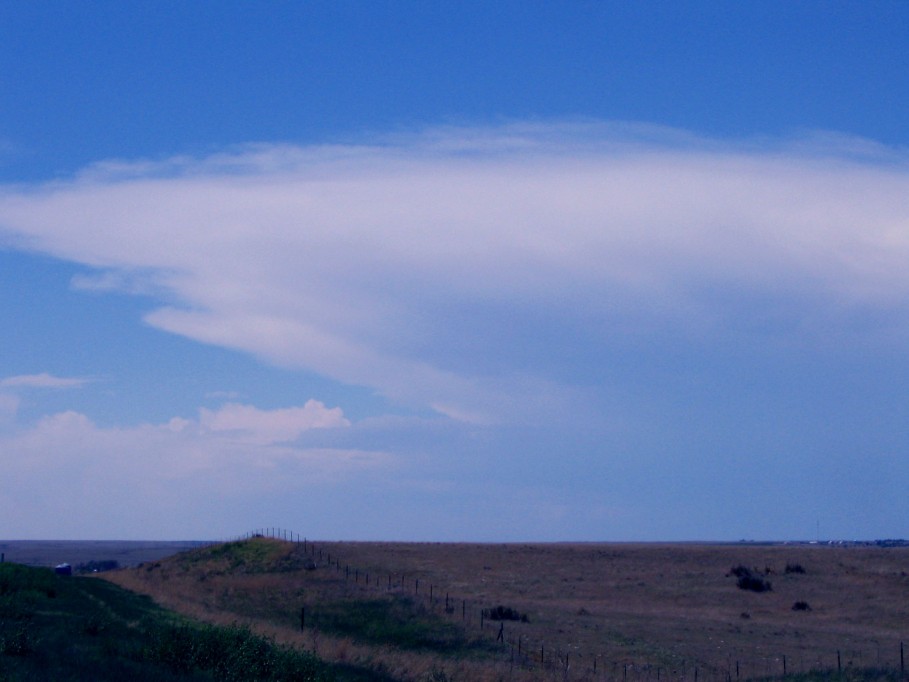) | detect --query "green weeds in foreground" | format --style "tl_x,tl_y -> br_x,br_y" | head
144,623 -> 330,681
0,562 -> 337,681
